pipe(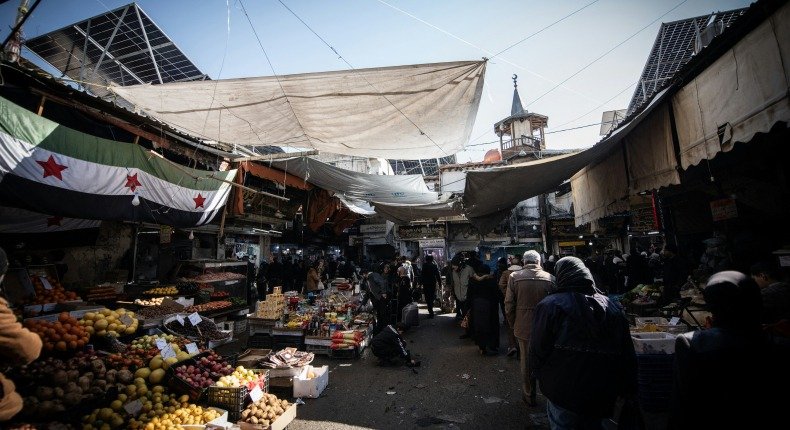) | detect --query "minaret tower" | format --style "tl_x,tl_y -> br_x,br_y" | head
494,75 -> 549,160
